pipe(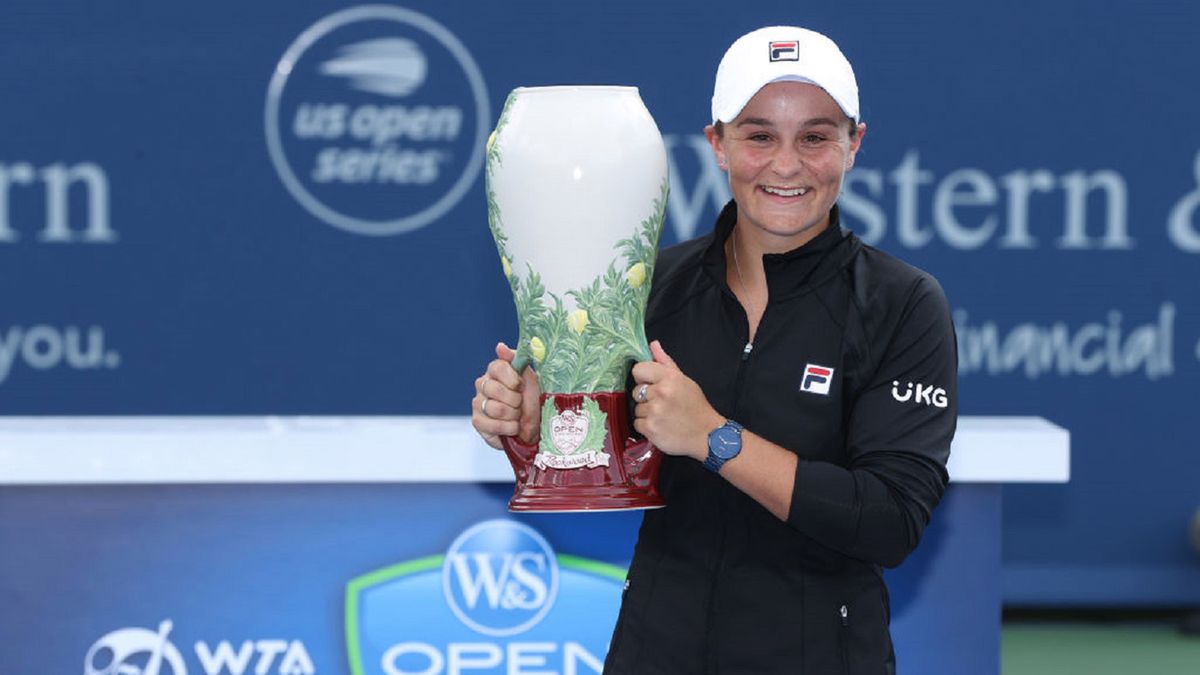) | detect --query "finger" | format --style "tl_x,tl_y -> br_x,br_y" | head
633,417 -> 647,436
520,366 -> 542,398
632,361 -> 667,385
650,340 -> 679,370
484,397 -> 524,422
496,341 -> 517,363
476,388 -> 521,419
633,402 -> 649,419
518,417 -> 539,445
482,378 -> 522,409
472,409 -> 519,437
518,375 -> 542,444
484,419 -> 520,437
486,358 -> 523,391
